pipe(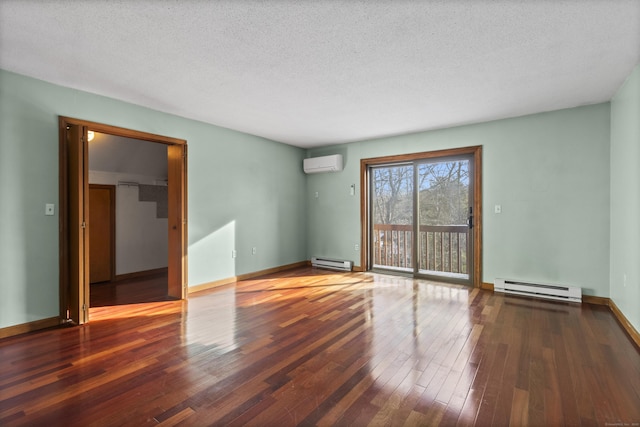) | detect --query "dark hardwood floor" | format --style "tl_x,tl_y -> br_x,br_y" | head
90,270 -> 174,307
1,267 -> 639,426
